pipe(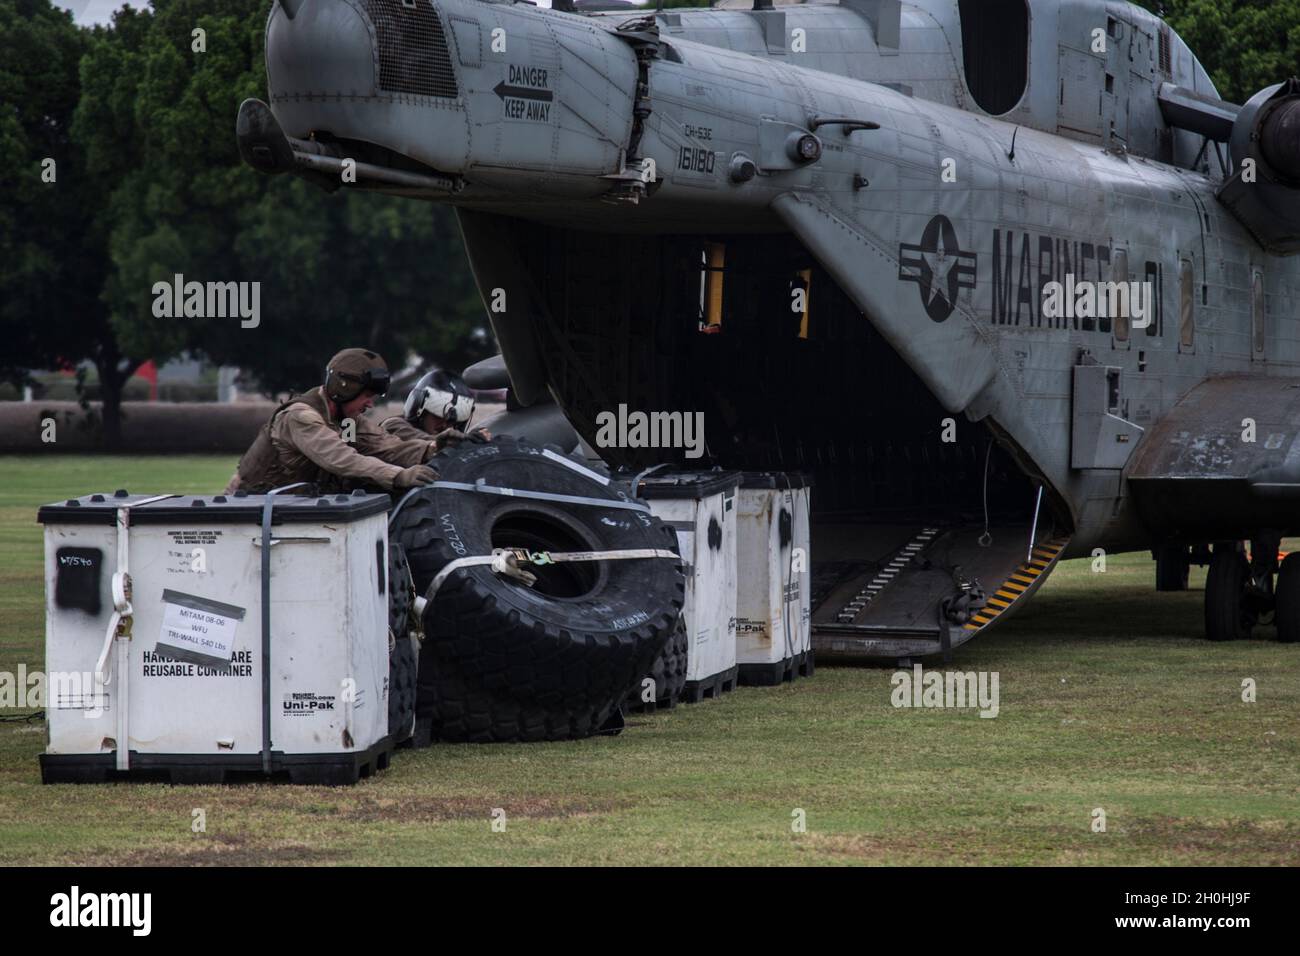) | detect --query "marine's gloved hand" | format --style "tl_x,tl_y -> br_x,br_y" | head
394,464 -> 438,490
433,427 -> 468,449
467,427 -> 491,444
